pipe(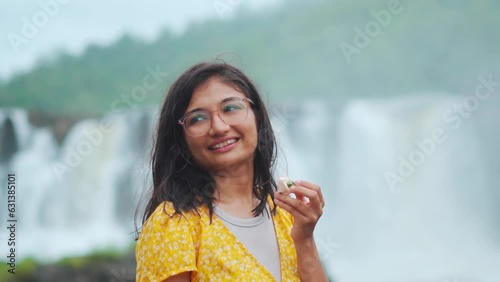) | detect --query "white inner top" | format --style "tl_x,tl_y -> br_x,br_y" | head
213,204 -> 281,281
